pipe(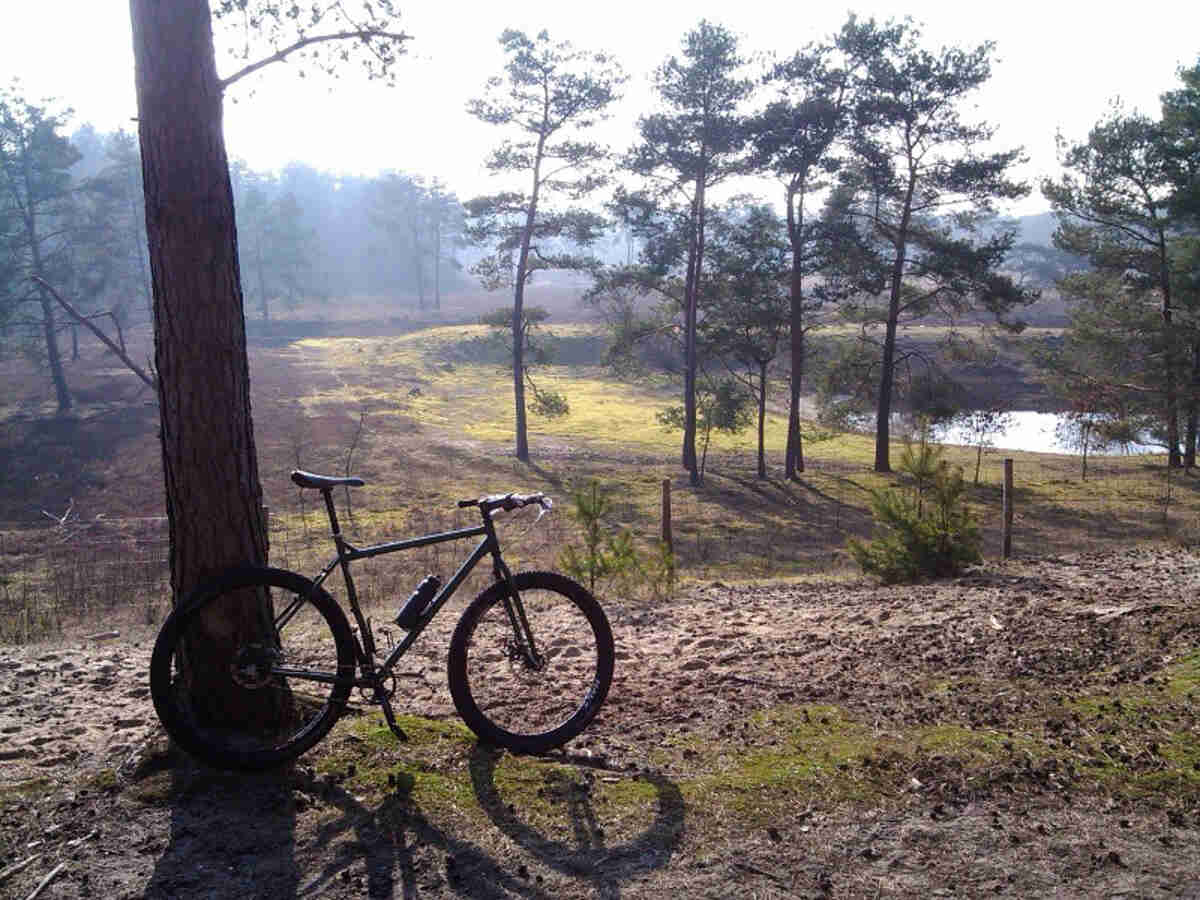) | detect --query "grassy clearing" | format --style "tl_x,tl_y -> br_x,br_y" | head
290,326 -> 790,456
5,318 -> 1199,643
